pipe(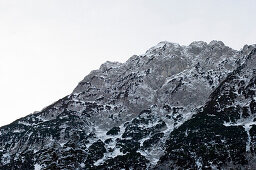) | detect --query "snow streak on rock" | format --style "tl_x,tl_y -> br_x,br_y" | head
1,41 -> 256,169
